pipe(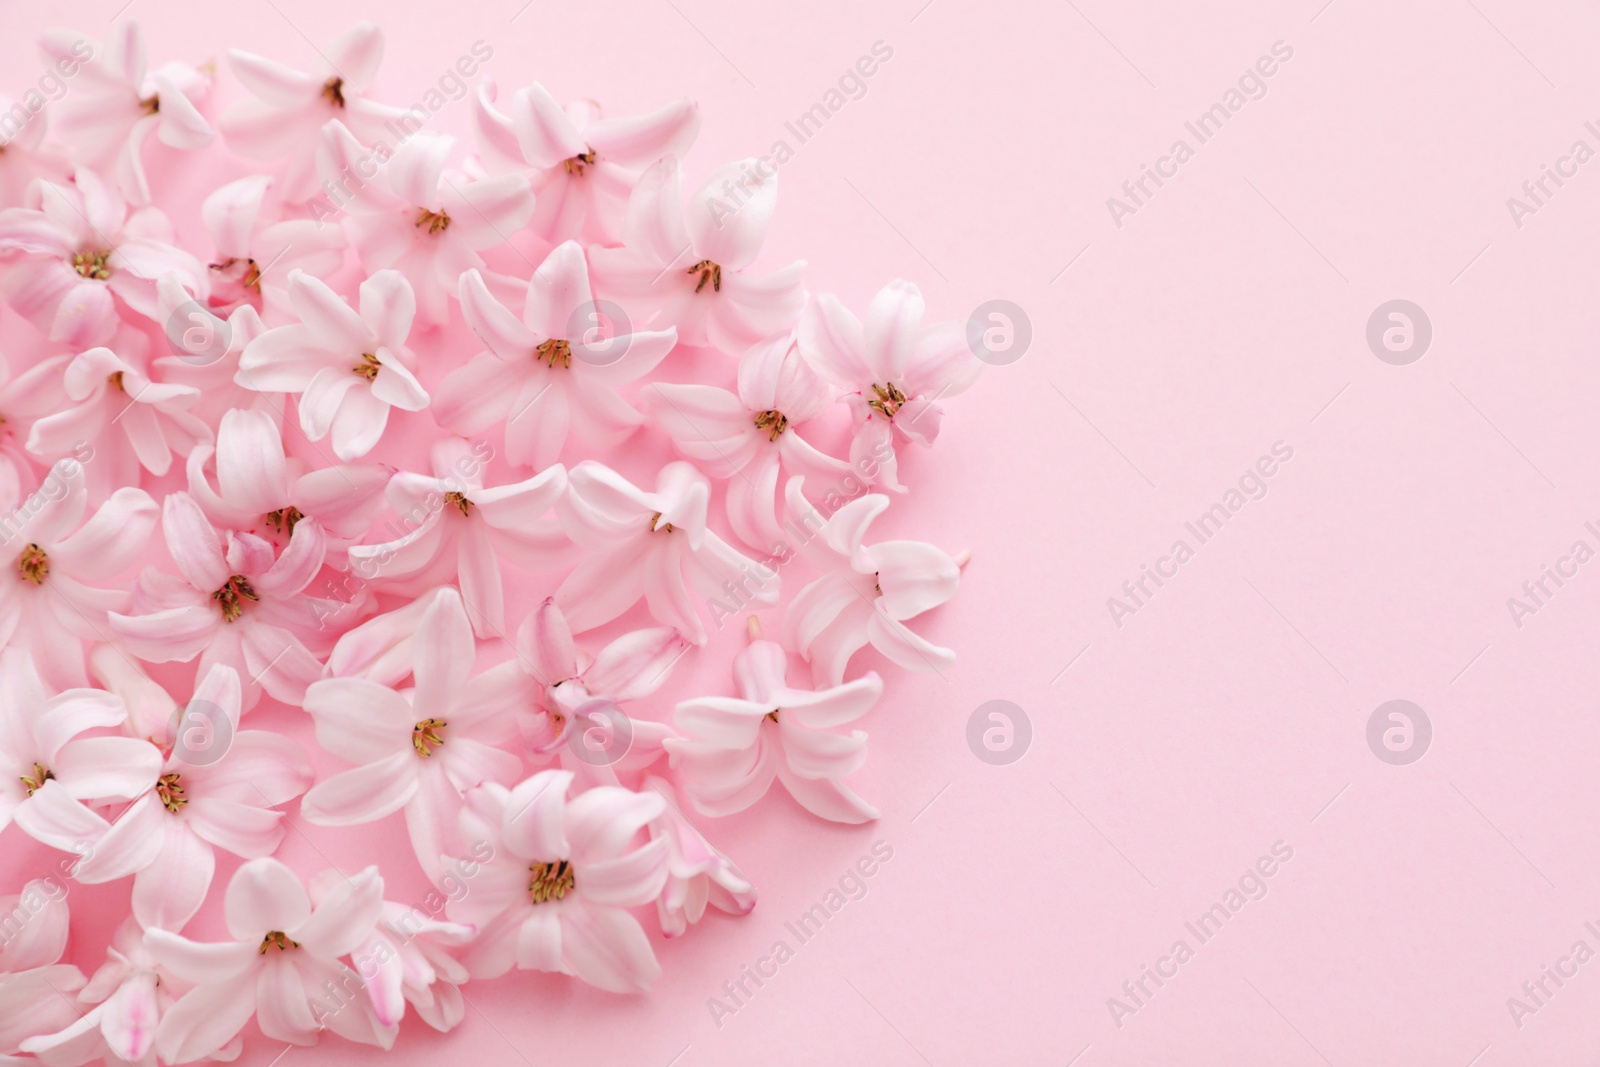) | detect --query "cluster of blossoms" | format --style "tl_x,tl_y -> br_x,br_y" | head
0,20 -> 978,1064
